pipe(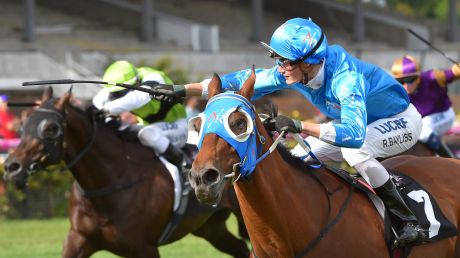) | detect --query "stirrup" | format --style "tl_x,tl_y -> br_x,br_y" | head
392,223 -> 427,248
